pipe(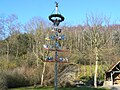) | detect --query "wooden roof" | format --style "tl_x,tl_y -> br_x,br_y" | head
107,61 -> 120,72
